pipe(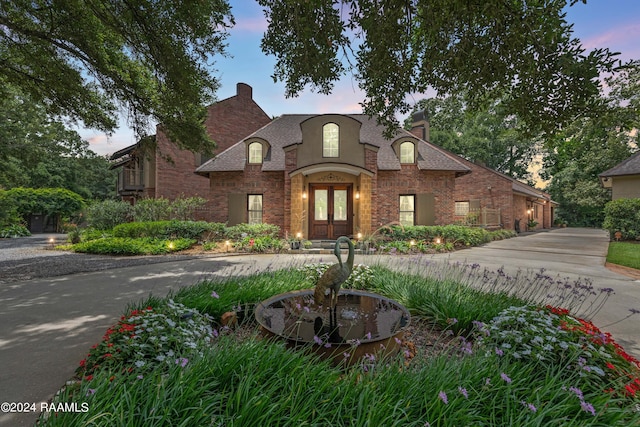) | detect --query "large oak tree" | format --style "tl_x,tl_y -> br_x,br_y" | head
0,0 -> 233,152
259,0 -> 621,135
